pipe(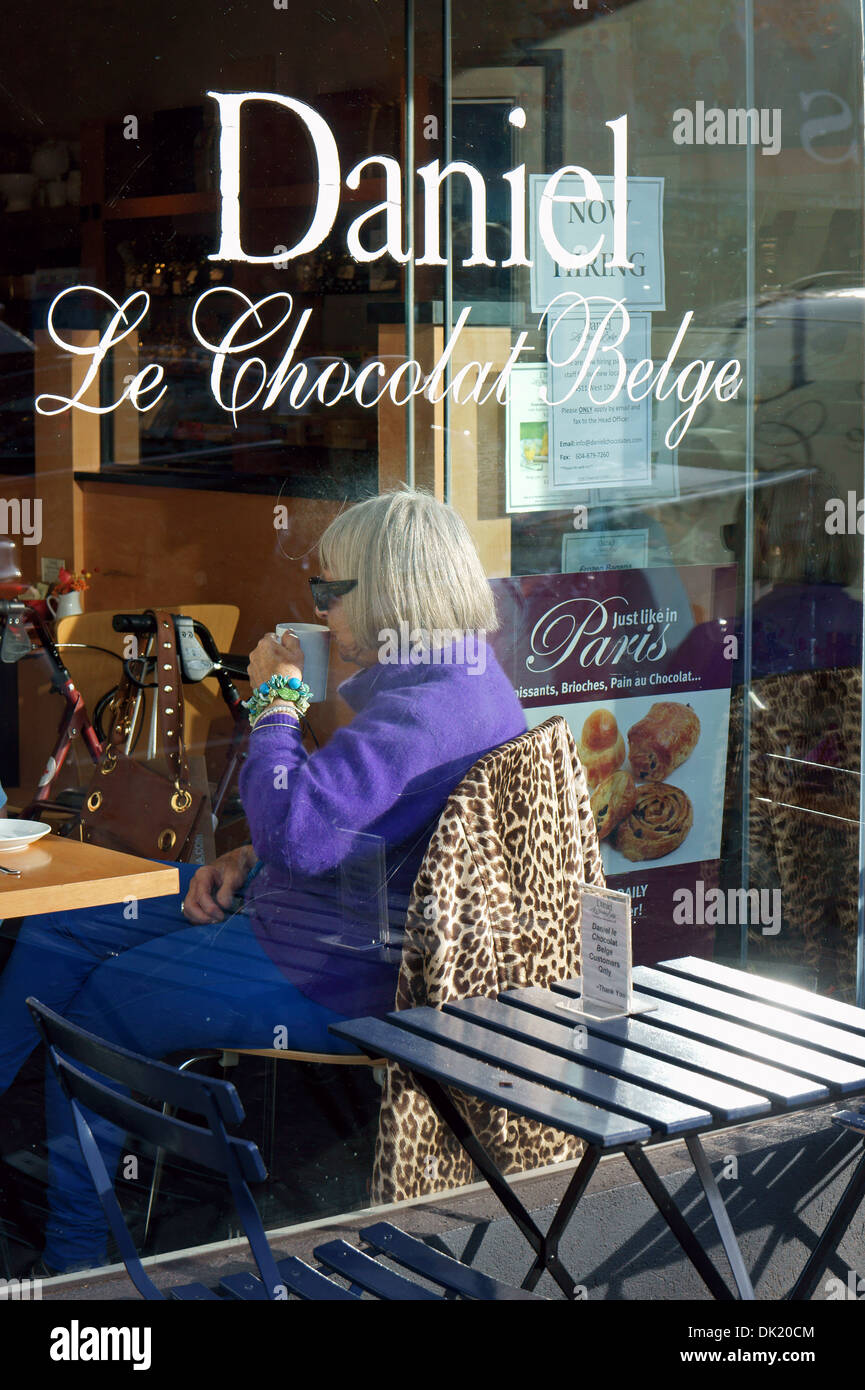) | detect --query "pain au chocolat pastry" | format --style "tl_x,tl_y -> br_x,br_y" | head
590,769 -> 637,840
627,702 -> 700,782
578,708 -> 625,788
613,782 -> 694,862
